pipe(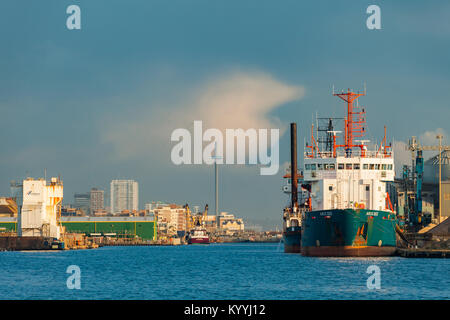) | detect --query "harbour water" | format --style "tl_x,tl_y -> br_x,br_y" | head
0,243 -> 448,300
